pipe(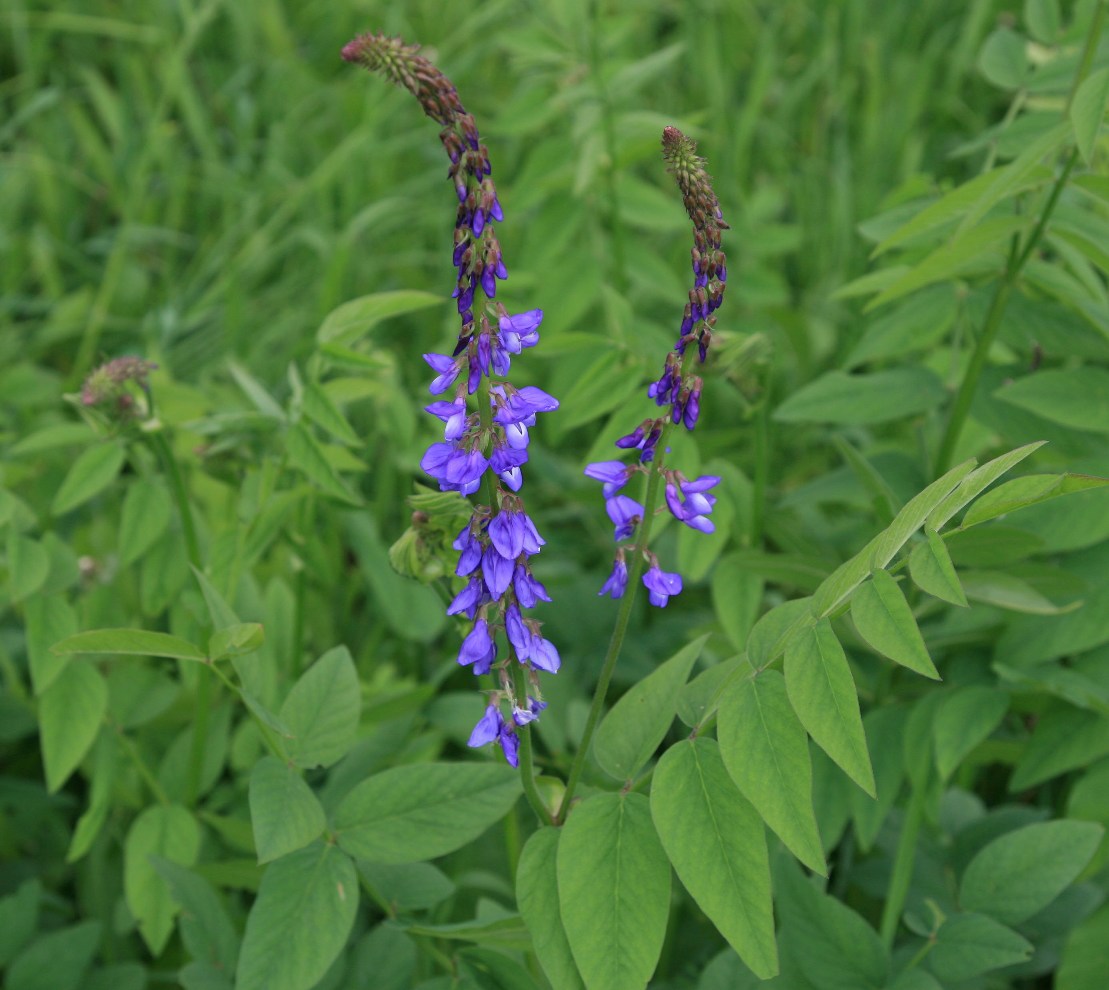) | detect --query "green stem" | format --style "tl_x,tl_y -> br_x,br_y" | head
114,724 -> 172,807
880,784 -> 926,948
557,442 -> 669,824
934,1 -> 1105,474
